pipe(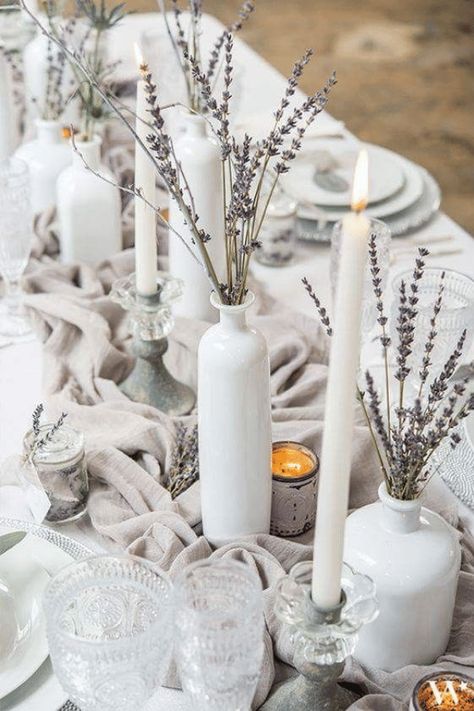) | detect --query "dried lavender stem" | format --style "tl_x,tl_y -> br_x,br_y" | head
357,388 -> 390,484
